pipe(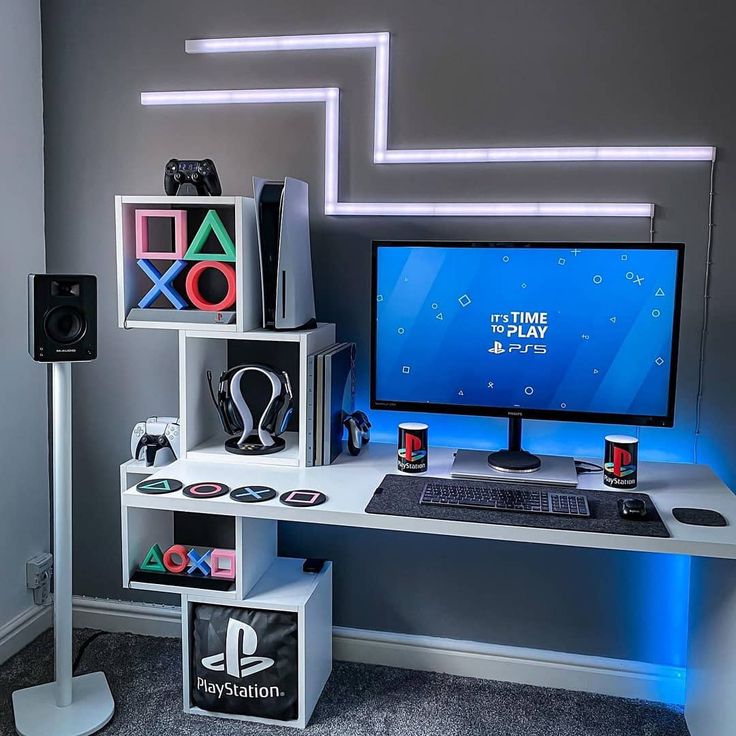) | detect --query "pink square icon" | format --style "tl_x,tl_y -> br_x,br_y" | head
286,491 -> 321,504
135,209 -> 187,260
210,549 -> 237,580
